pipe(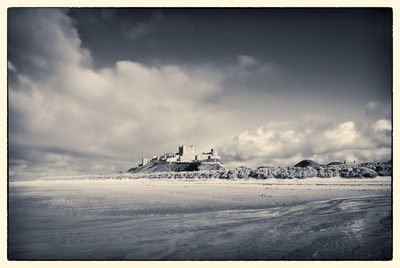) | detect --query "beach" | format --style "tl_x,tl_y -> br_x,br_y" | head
8,177 -> 392,260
